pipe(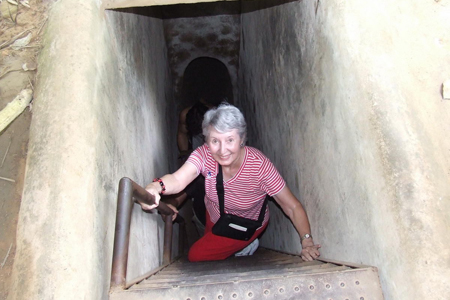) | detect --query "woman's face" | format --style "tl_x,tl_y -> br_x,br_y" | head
206,126 -> 244,167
